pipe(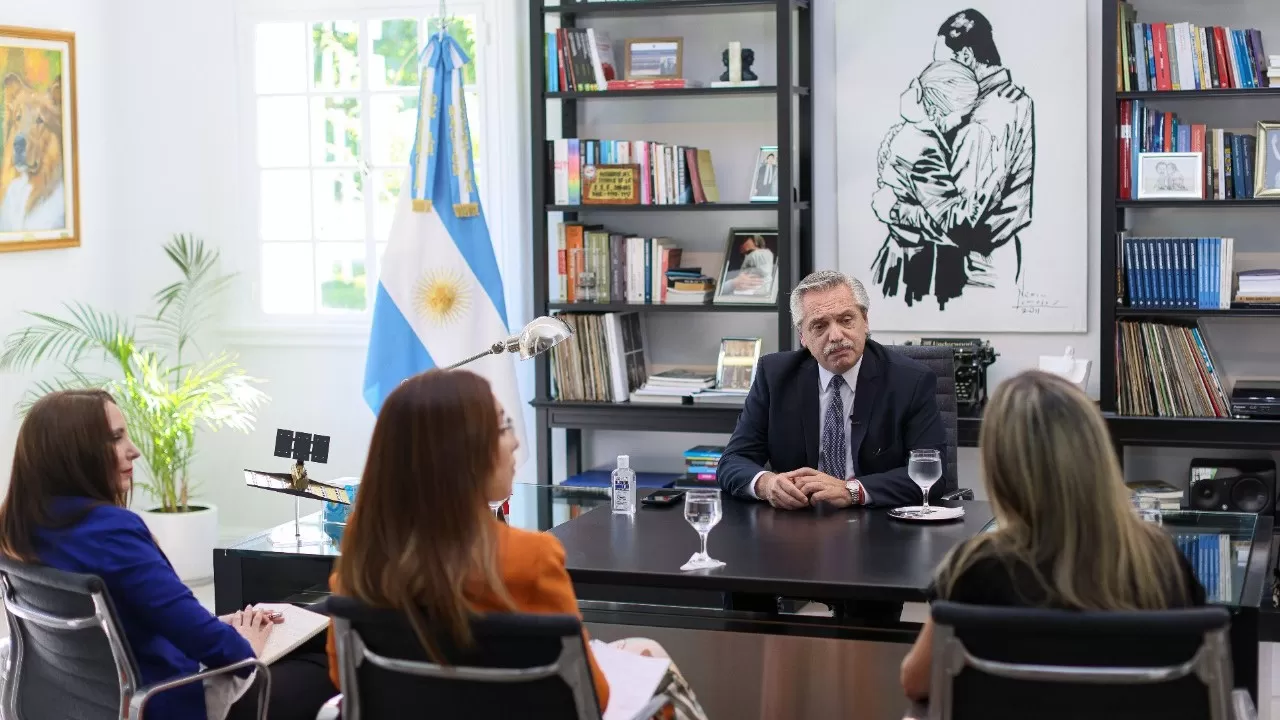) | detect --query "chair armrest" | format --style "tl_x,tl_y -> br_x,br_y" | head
941,488 -> 973,501
1232,688 -> 1257,720
628,692 -> 672,720
316,693 -> 342,720
128,657 -> 271,720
